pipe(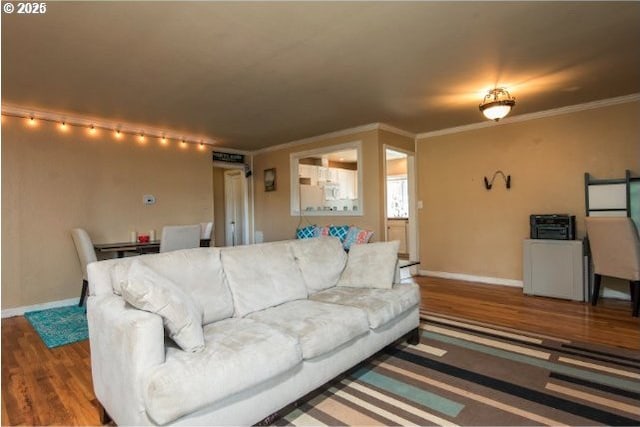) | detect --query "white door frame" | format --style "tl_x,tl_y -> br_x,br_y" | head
382,145 -> 418,264
214,161 -> 250,246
